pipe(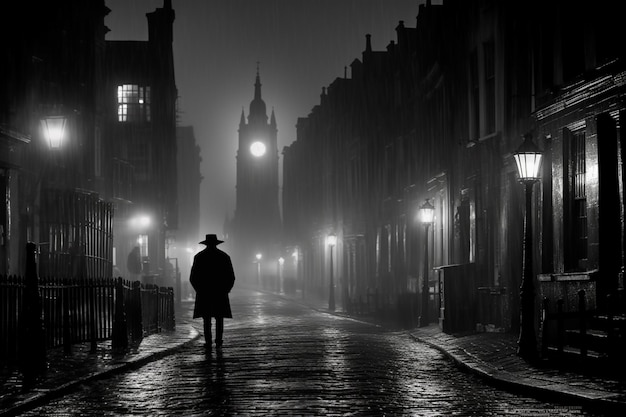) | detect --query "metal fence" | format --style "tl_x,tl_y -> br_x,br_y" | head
0,273 -> 175,367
